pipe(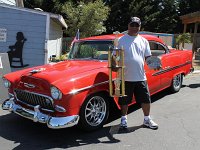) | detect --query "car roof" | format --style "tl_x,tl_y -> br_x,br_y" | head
80,34 -> 164,44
